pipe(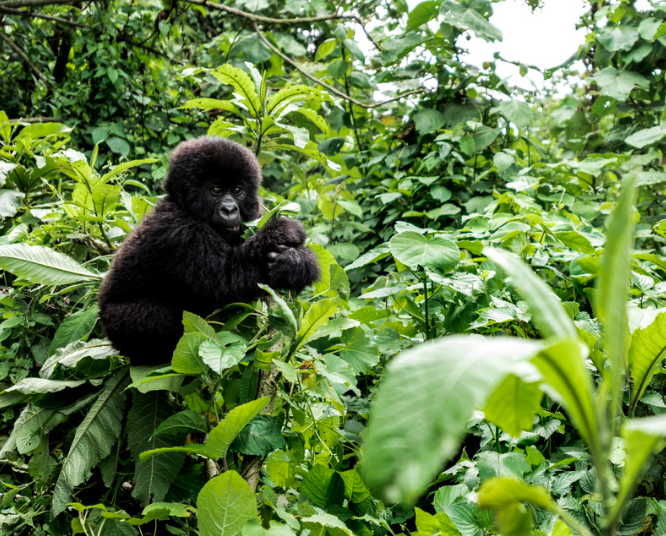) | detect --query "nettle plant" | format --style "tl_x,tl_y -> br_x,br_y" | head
180,62 -> 340,170
363,176 -> 666,536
